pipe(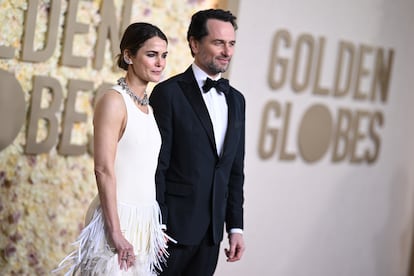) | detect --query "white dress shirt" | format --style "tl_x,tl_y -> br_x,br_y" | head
192,63 -> 228,156
192,64 -> 243,235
